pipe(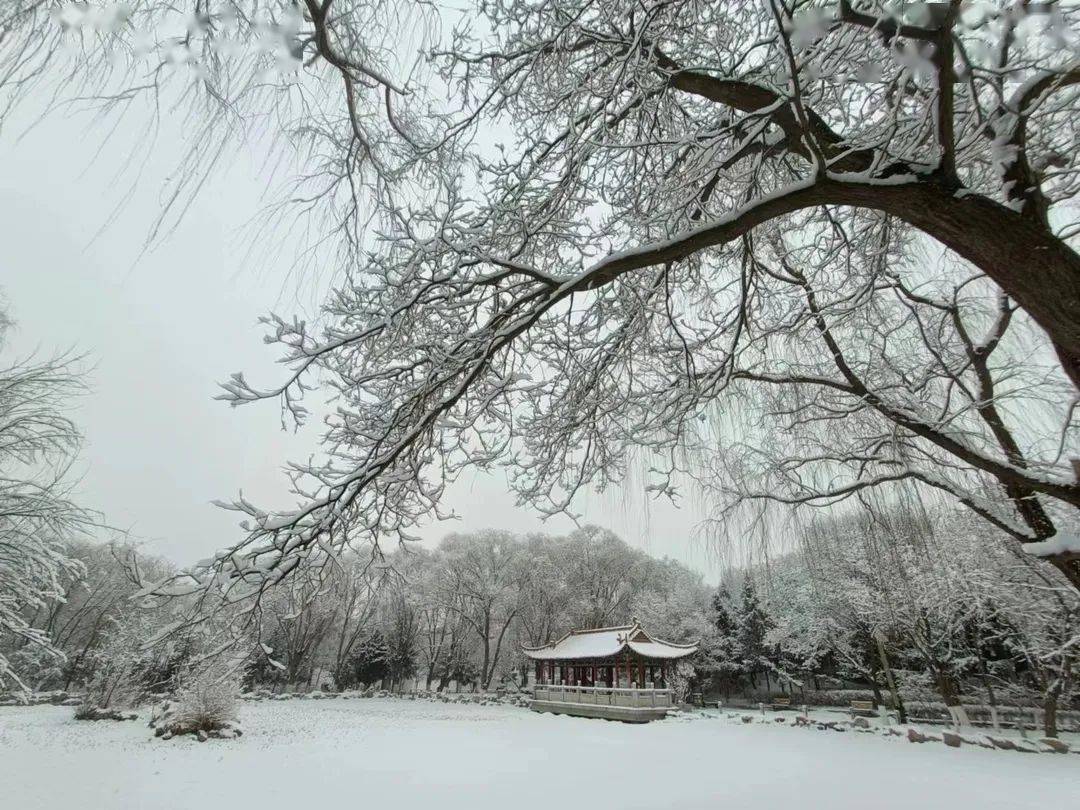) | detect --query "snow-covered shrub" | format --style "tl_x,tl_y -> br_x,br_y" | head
4,645 -> 66,694
152,660 -> 244,741
73,702 -> 137,721
74,663 -> 141,720
73,613 -> 161,720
